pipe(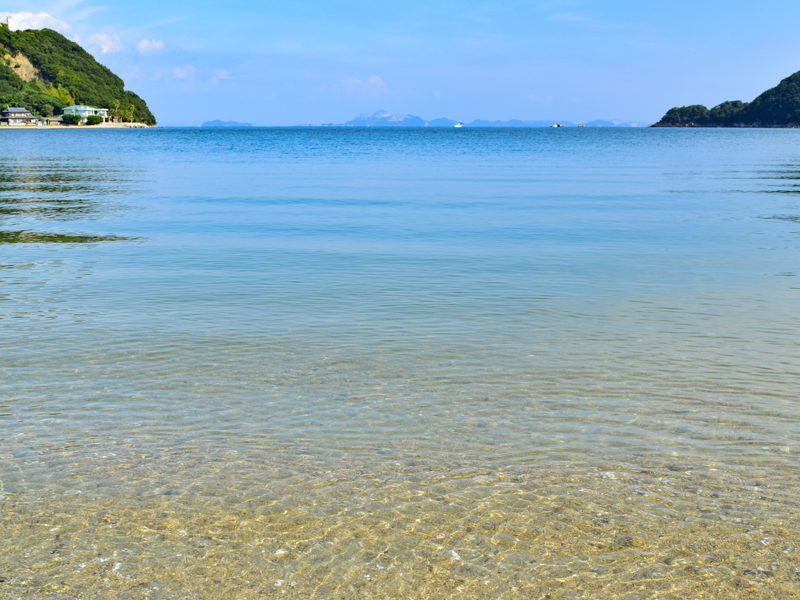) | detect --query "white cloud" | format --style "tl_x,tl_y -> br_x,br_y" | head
136,39 -> 164,56
367,75 -> 385,86
87,33 -> 124,54
338,75 -> 387,97
209,69 -> 233,85
0,11 -> 71,32
173,64 -> 196,79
